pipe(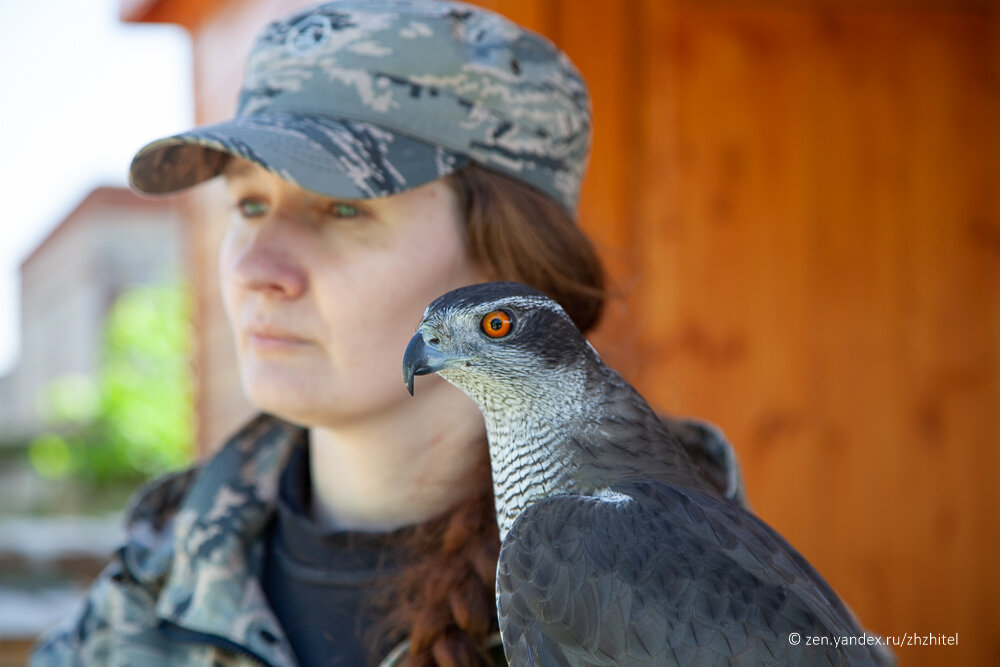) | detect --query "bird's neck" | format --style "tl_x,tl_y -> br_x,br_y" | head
483,409 -> 584,540
466,363 -> 604,539
469,363 -> 714,540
